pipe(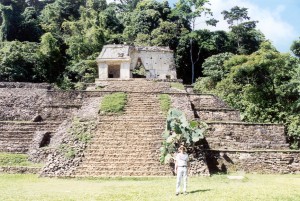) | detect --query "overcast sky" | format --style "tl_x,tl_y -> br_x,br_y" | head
168,0 -> 300,53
